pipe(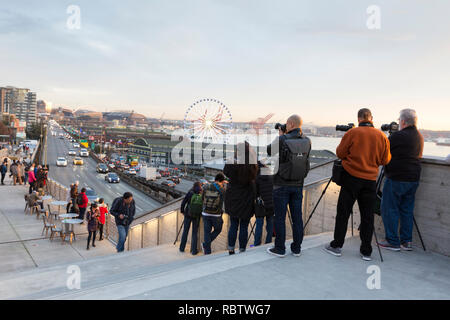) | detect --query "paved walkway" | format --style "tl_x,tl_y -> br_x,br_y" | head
0,174 -> 116,274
